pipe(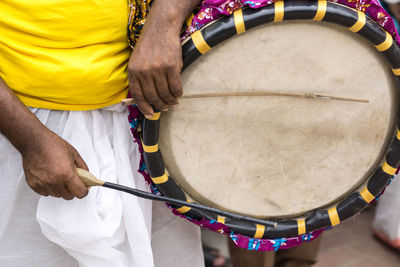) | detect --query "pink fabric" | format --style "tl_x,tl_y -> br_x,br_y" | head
170,208 -> 325,251
183,0 -> 400,44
